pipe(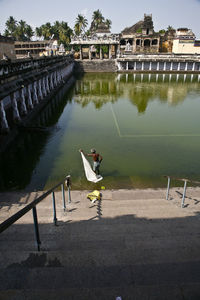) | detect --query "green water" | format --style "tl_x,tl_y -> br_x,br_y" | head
1,73 -> 200,191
